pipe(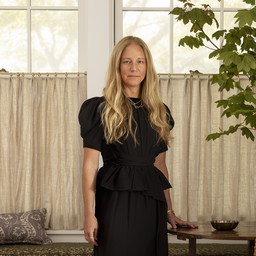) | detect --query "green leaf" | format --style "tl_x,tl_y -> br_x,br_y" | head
190,8 -> 209,23
251,7 -> 256,22
241,36 -> 256,52
245,54 -> 256,69
210,74 -> 220,84
209,49 -> 220,59
216,99 -> 229,108
241,127 -> 255,140
245,114 -> 256,128
169,7 -> 184,16
226,124 -> 240,133
197,32 -> 207,39
221,108 -> 231,117
229,93 -> 245,104
234,82 -> 243,90
201,4 -> 211,8
191,22 -> 202,33
184,2 -> 194,8
242,0 -> 255,5
222,78 -> 235,91
179,36 -> 204,49
183,12 -> 190,24
218,51 -> 241,66
237,54 -> 256,72
232,54 -> 242,65
221,103 -> 254,118
212,30 -> 226,40
218,51 -> 234,63
206,133 -> 222,141
234,9 -> 254,27
244,89 -> 256,104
